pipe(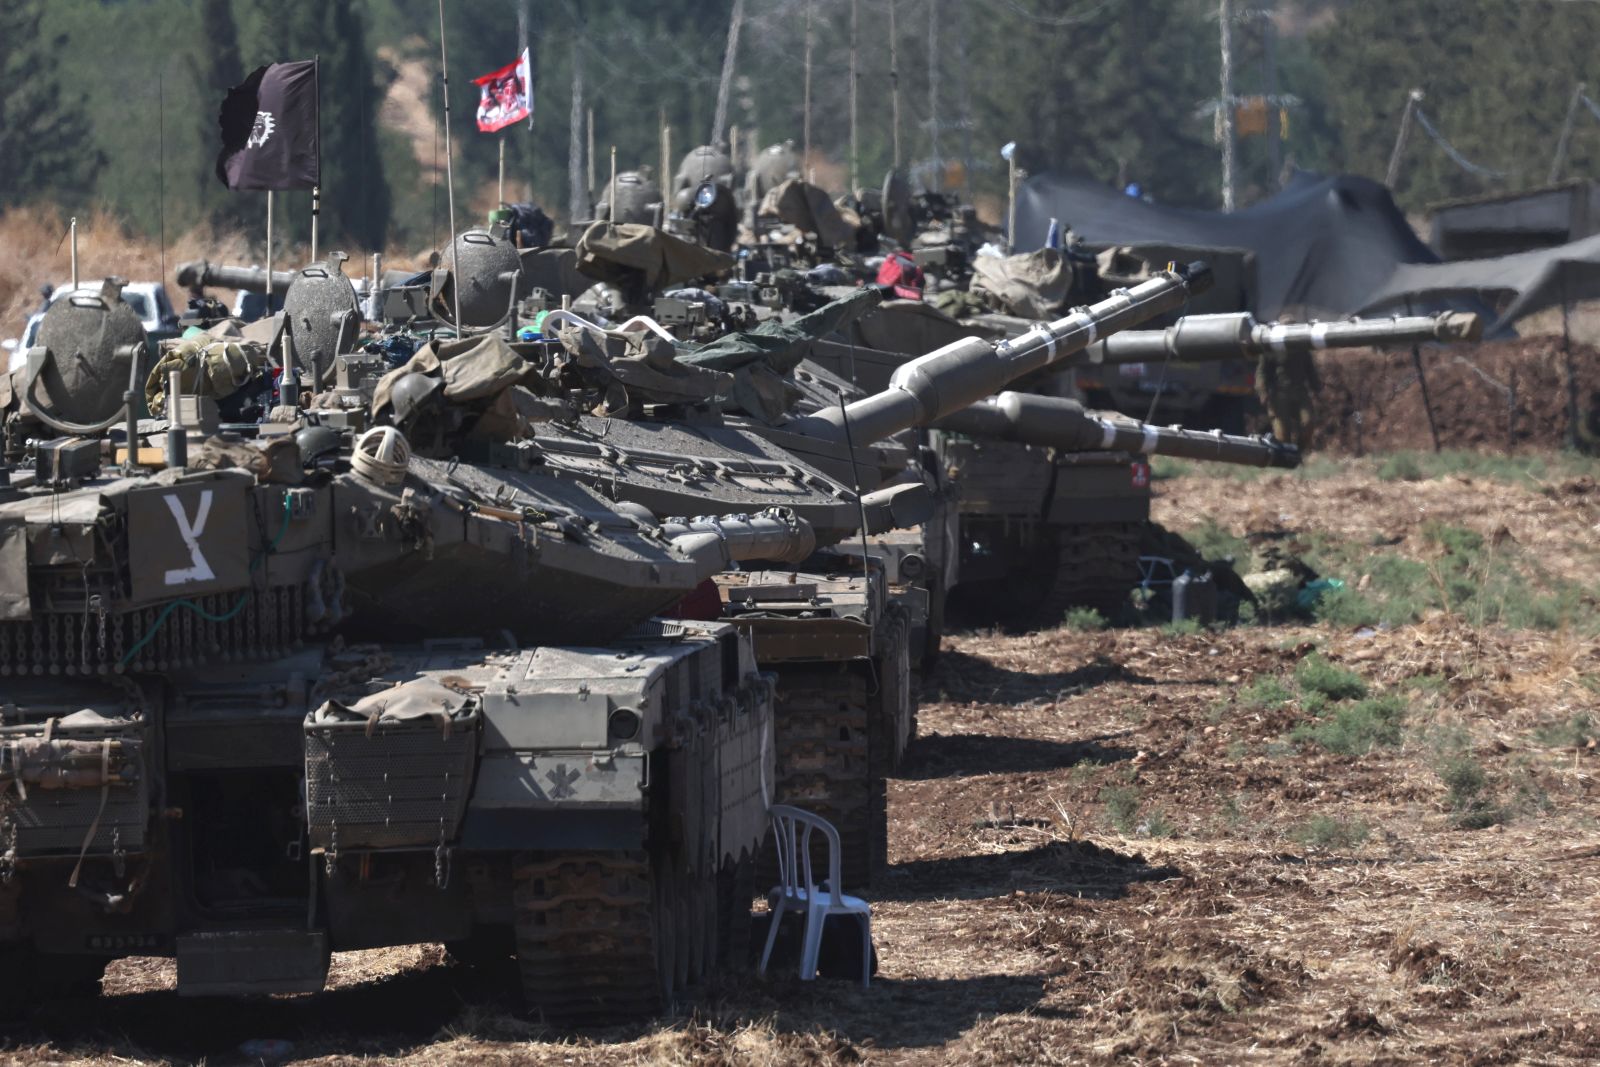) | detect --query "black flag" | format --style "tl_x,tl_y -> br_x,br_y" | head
215,60 -> 320,191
